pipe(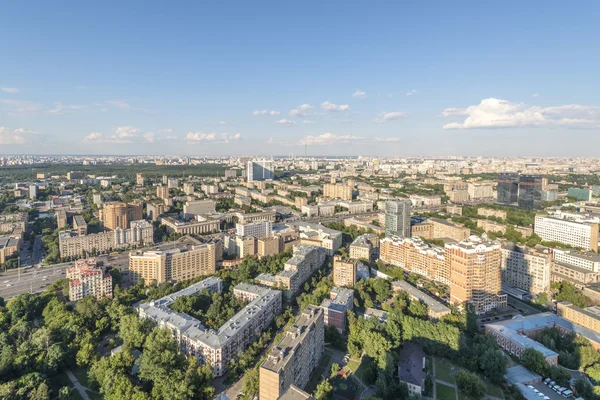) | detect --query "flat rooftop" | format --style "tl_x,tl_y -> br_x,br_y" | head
392,281 -> 450,314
